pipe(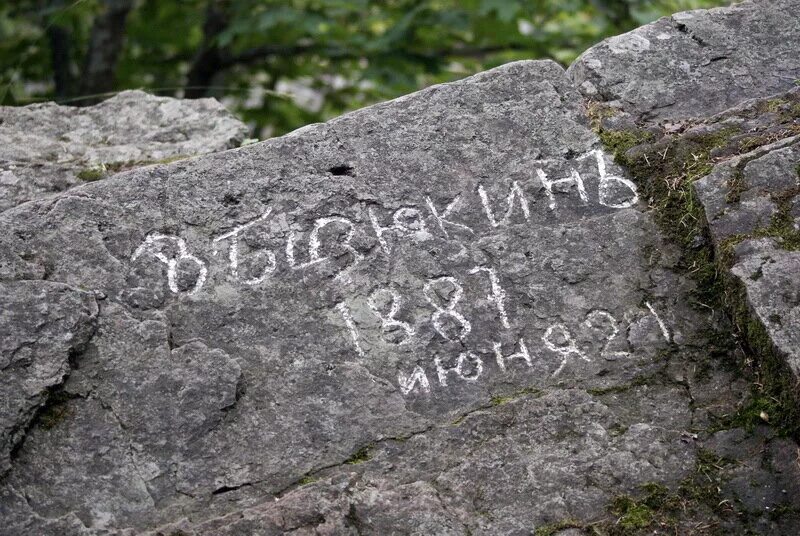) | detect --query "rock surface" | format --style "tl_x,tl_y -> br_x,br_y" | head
569,0 -> 800,122
691,96 -> 800,375
0,281 -> 98,477
0,90 -> 249,212
2,2 -> 800,535
582,1 -> 800,383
